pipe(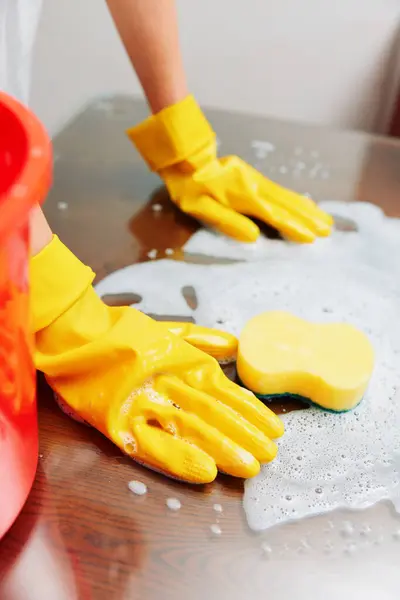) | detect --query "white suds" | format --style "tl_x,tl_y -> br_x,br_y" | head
96,201 -> 400,532
251,140 -> 275,159
166,497 -> 181,511
147,249 -> 158,260
210,524 -> 222,536
392,529 -> 400,541
128,480 -> 147,496
340,521 -> 355,538
261,542 -> 273,558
